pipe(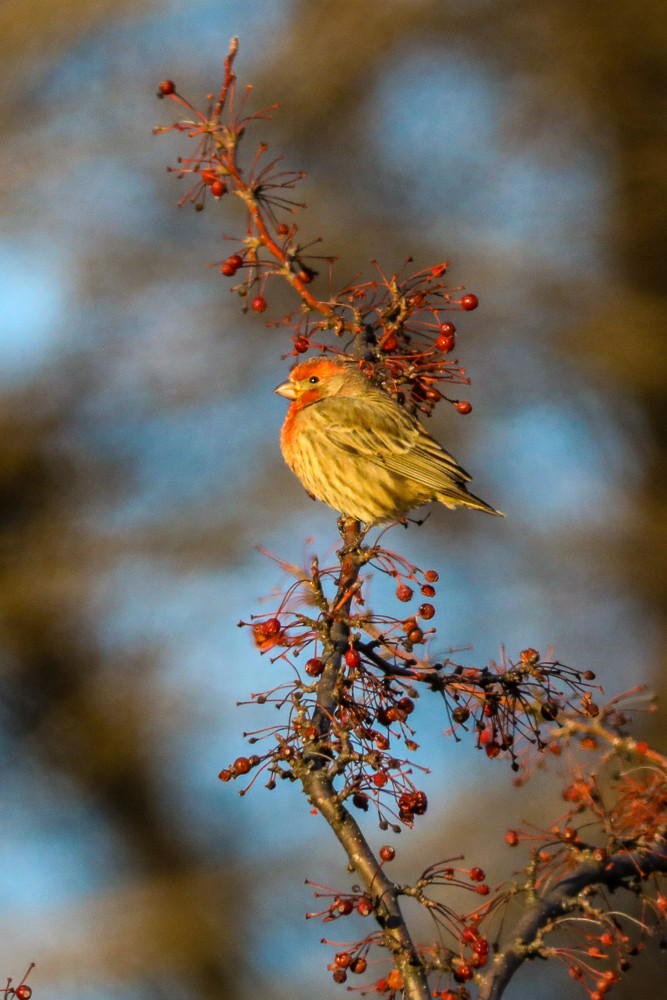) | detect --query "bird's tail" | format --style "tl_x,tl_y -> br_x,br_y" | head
438,488 -> 504,517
